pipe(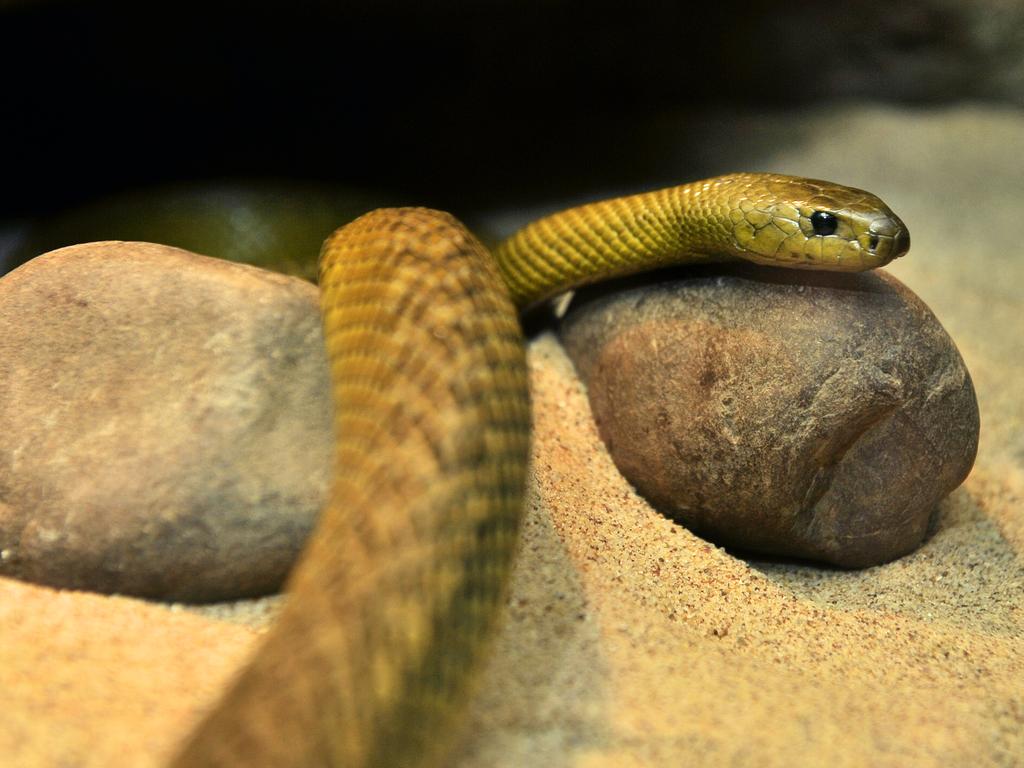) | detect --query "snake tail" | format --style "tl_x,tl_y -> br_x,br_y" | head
171,208 -> 530,767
